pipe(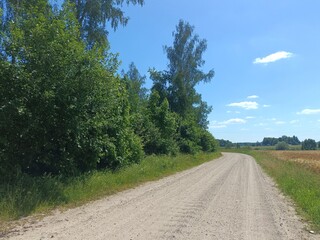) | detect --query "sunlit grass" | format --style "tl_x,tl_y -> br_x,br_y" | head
0,152 -> 221,224
227,149 -> 320,231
